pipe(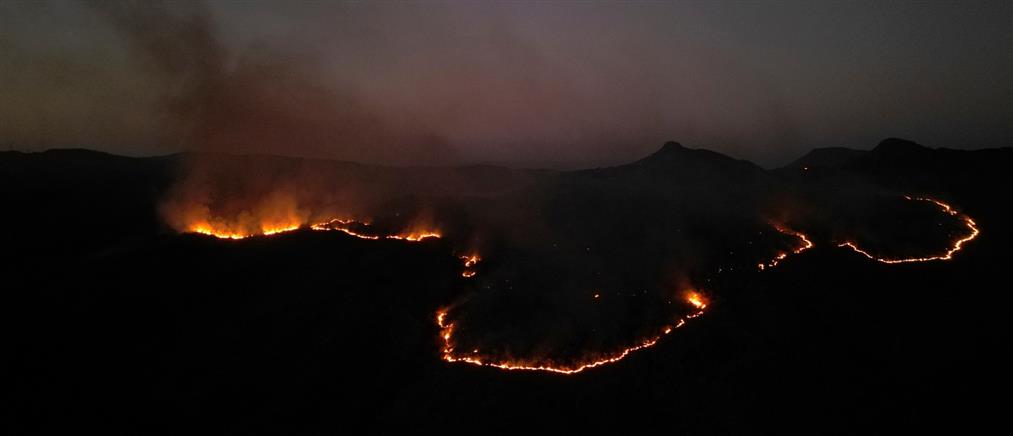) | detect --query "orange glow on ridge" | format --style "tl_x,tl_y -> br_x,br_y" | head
188,222 -> 302,240
759,224 -> 814,270
435,290 -> 708,375
187,216 -> 442,243
312,218 -> 441,242
837,196 -> 980,264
